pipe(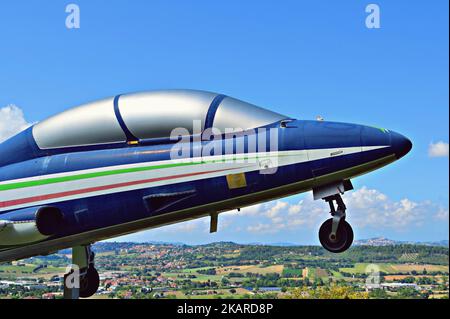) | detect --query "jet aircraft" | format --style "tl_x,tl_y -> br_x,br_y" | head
0,90 -> 412,297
